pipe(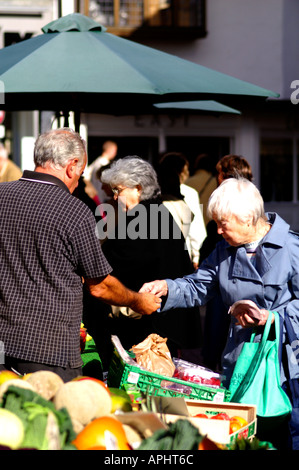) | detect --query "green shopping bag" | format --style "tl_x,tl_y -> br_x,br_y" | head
228,312 -> 292,418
